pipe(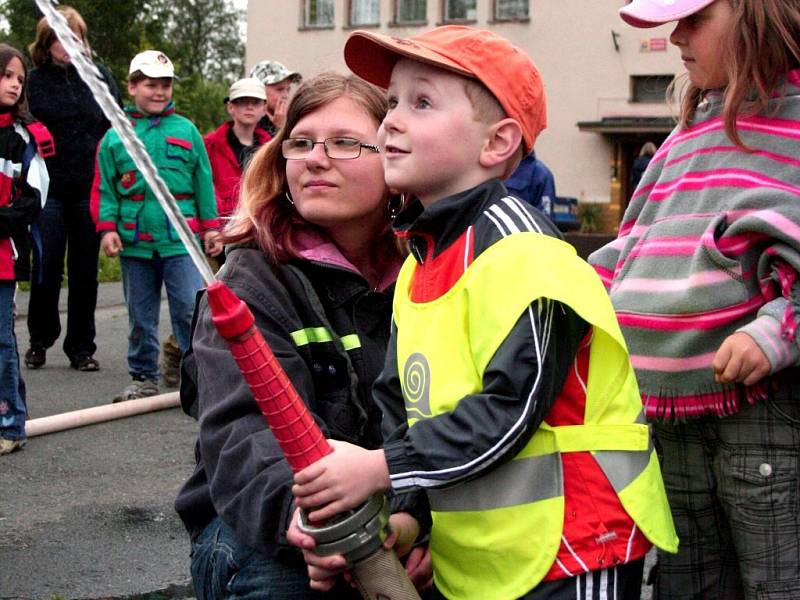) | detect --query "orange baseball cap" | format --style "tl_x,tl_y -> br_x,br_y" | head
344,25 -> 546,153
